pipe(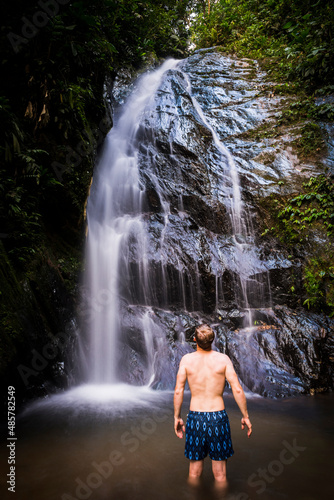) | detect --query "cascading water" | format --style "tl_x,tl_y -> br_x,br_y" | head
80,56 -> 272,387
11,50 -> 333,500
82,59 -> 180,383
181,71 -> 270,326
